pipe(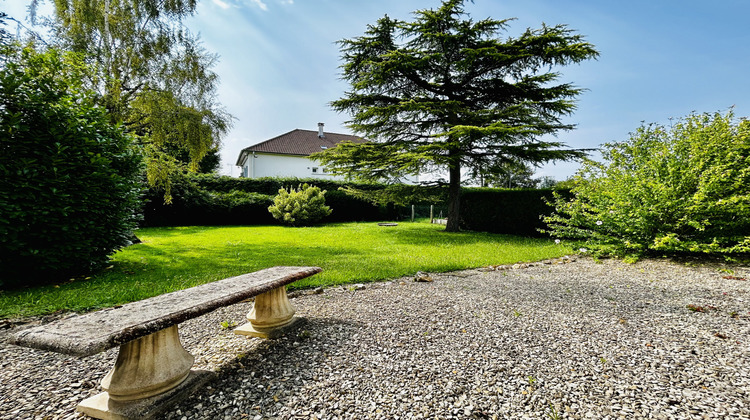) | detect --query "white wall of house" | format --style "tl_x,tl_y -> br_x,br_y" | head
241,153 -> 344,180
240,152 -> 420,184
